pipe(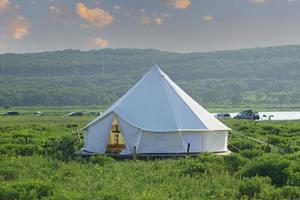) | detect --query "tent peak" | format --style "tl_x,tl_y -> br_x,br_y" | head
151,64 -> 160,69
148,64 -> 167,78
